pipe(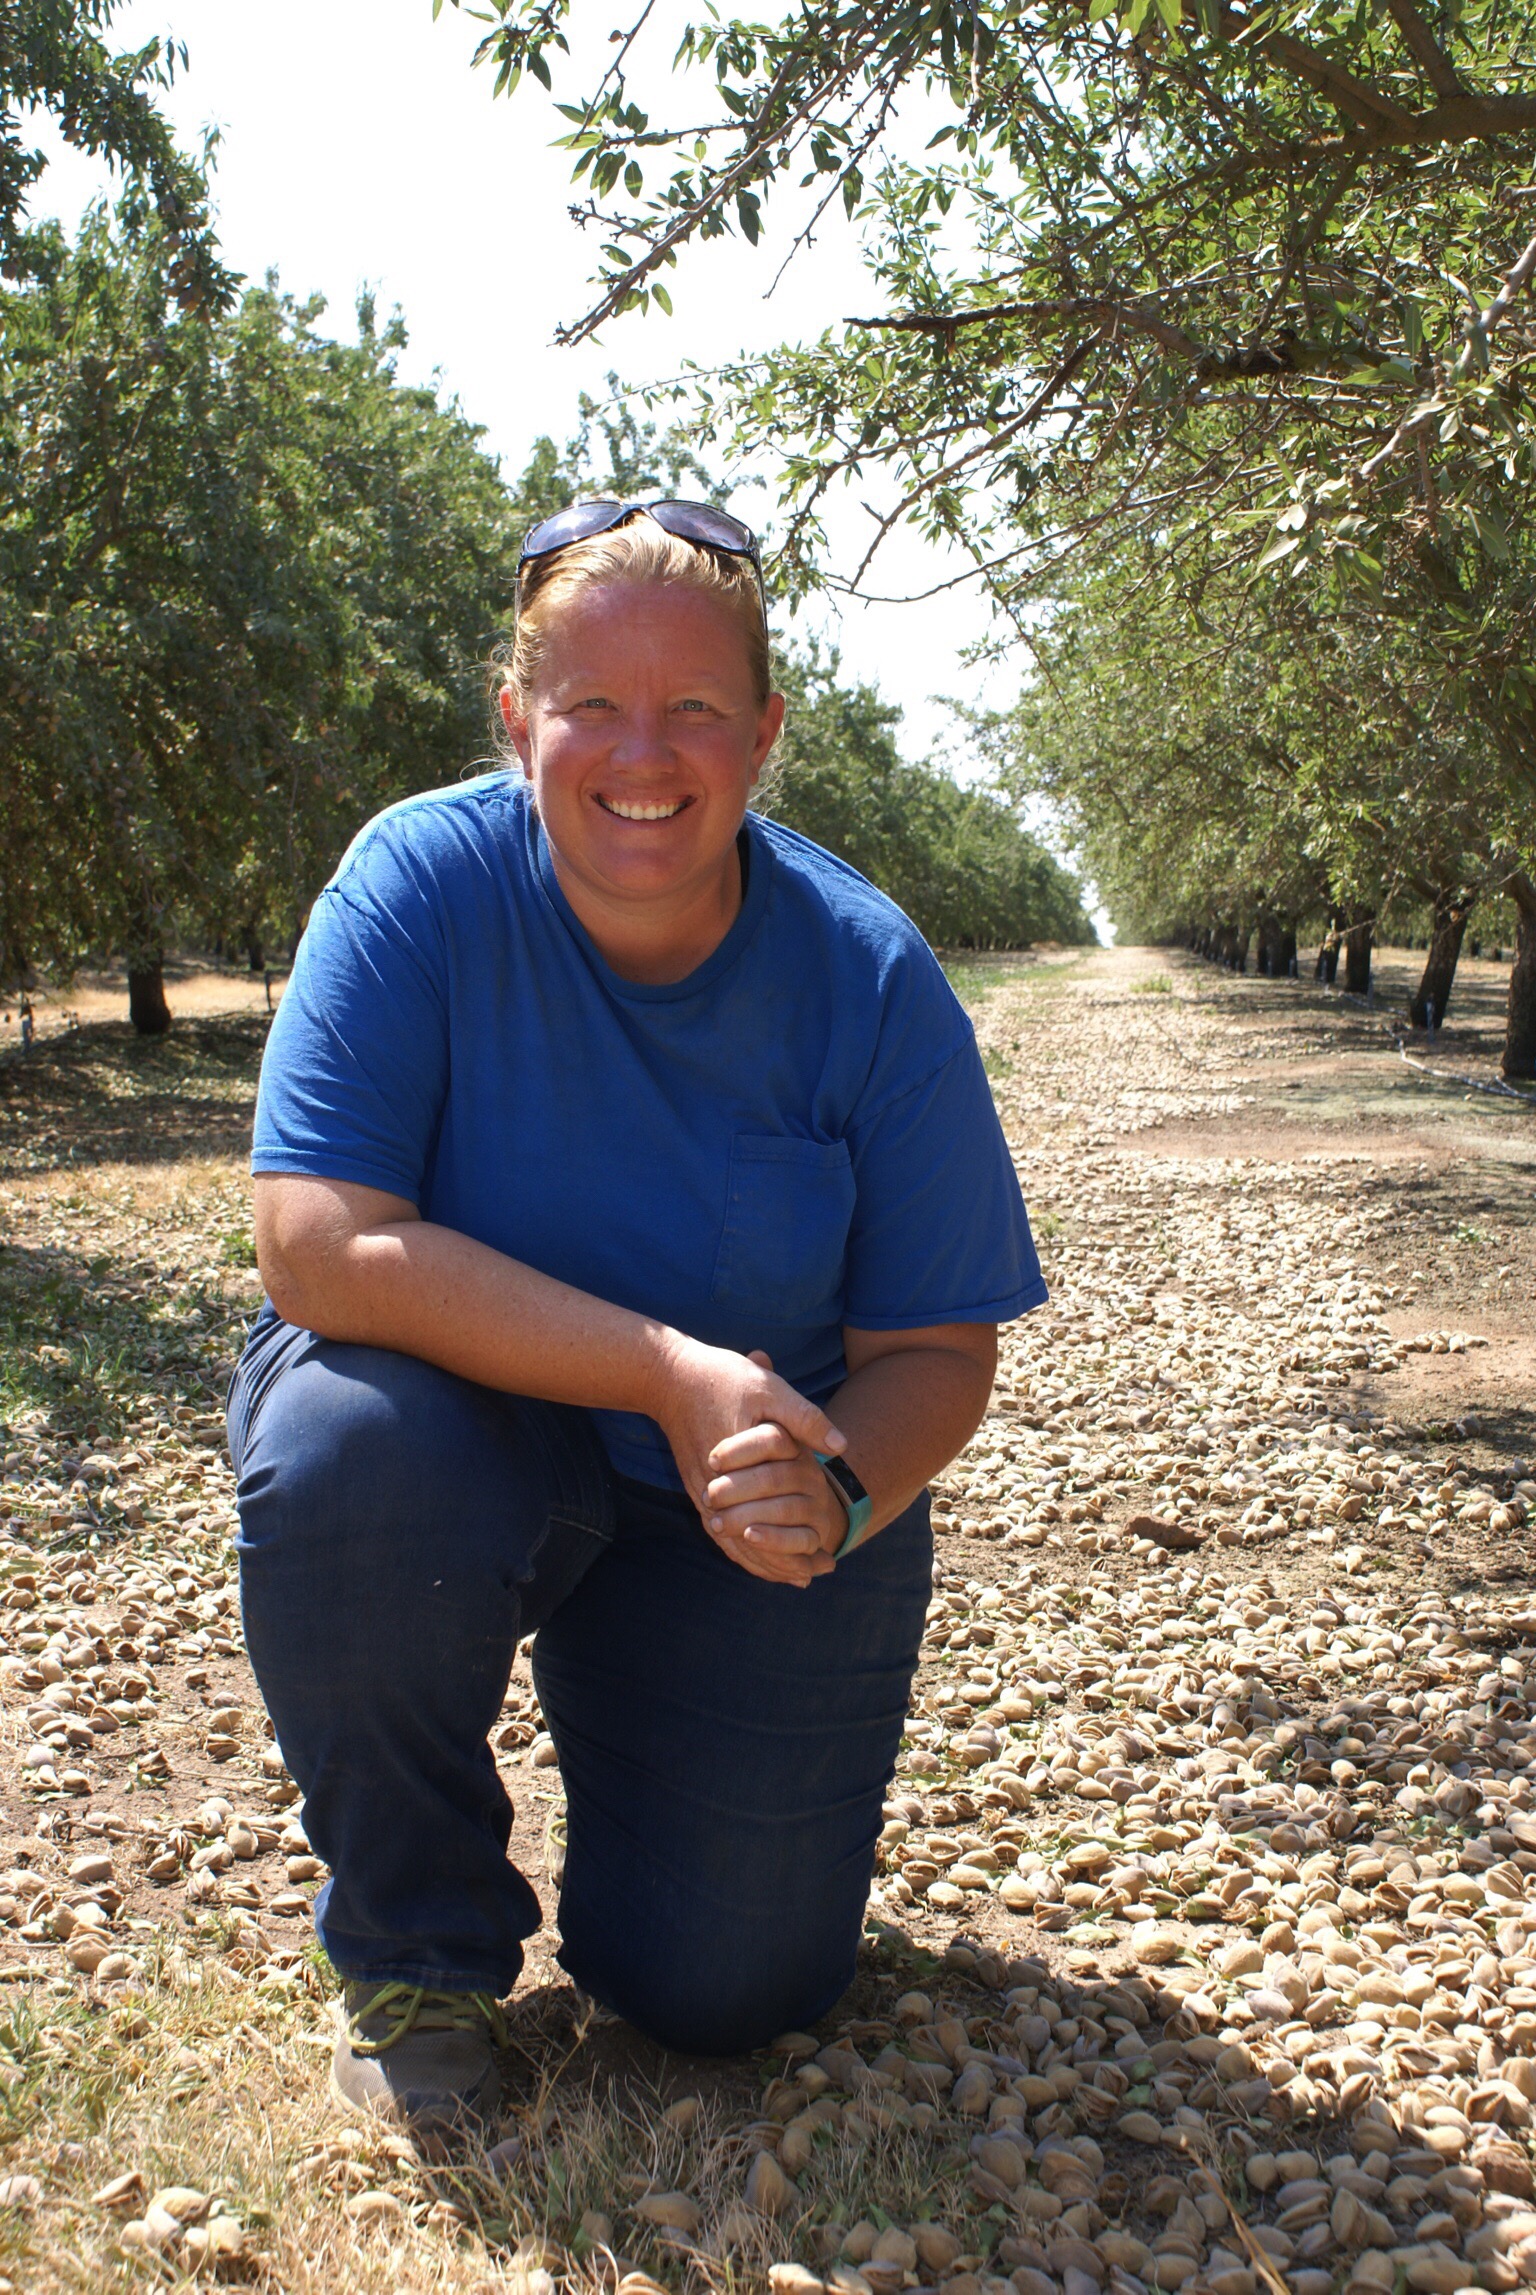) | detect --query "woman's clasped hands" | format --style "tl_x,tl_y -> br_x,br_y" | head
653,1336 -> 854,1587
